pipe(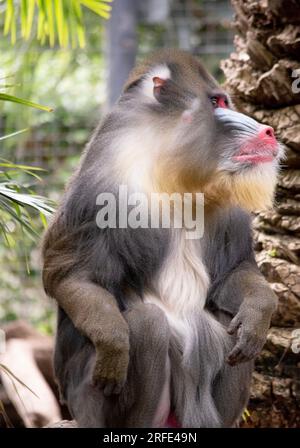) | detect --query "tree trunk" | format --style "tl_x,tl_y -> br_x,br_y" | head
106,0 -> 138,108
222,0 -> 300,427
